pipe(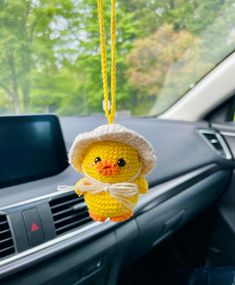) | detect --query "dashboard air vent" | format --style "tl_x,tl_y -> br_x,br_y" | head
49,192 -> 92,236
199,129 -> 232,160
0,214 -> 15,260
